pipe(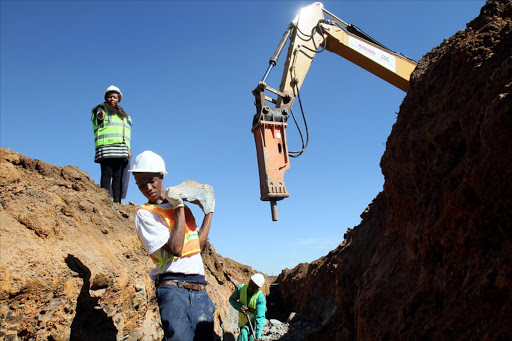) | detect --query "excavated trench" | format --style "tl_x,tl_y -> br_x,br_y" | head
266,282 -> 289,321
257,282 -> 321,340
2,1 -> 511,339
